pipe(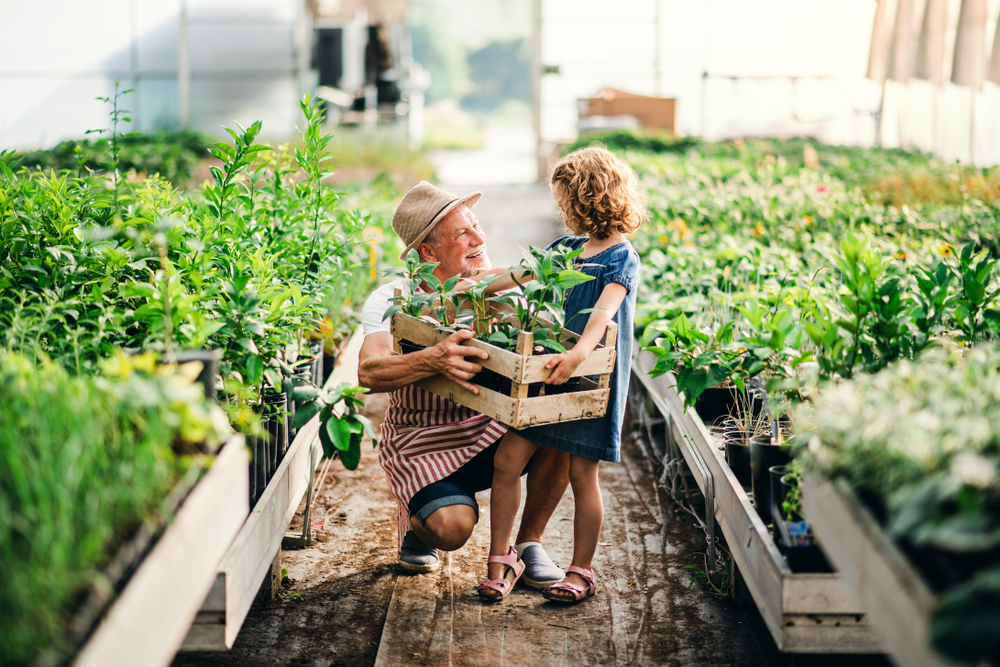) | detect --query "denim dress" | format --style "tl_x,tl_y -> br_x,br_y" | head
512,236 -> 641,462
